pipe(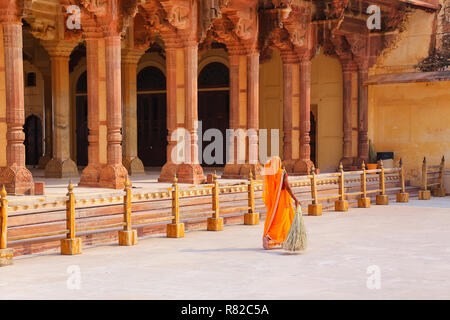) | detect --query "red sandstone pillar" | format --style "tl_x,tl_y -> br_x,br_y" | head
79,38 -> 101,187
281,52 -> 301,173
222,54 -> 241,177
341,60 -> 358,169
43,42 -> 79,178
122,48 -> 145,175
245,51 -> 261,176
0,20 -> 34,194
355,62 -> 369,165
99,35 -> 128,188
222,51 -> 262,179
158,42 -> 205,184
176,43 -> 205,184
159,45 -> 178,180
294,57 -> 314,175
